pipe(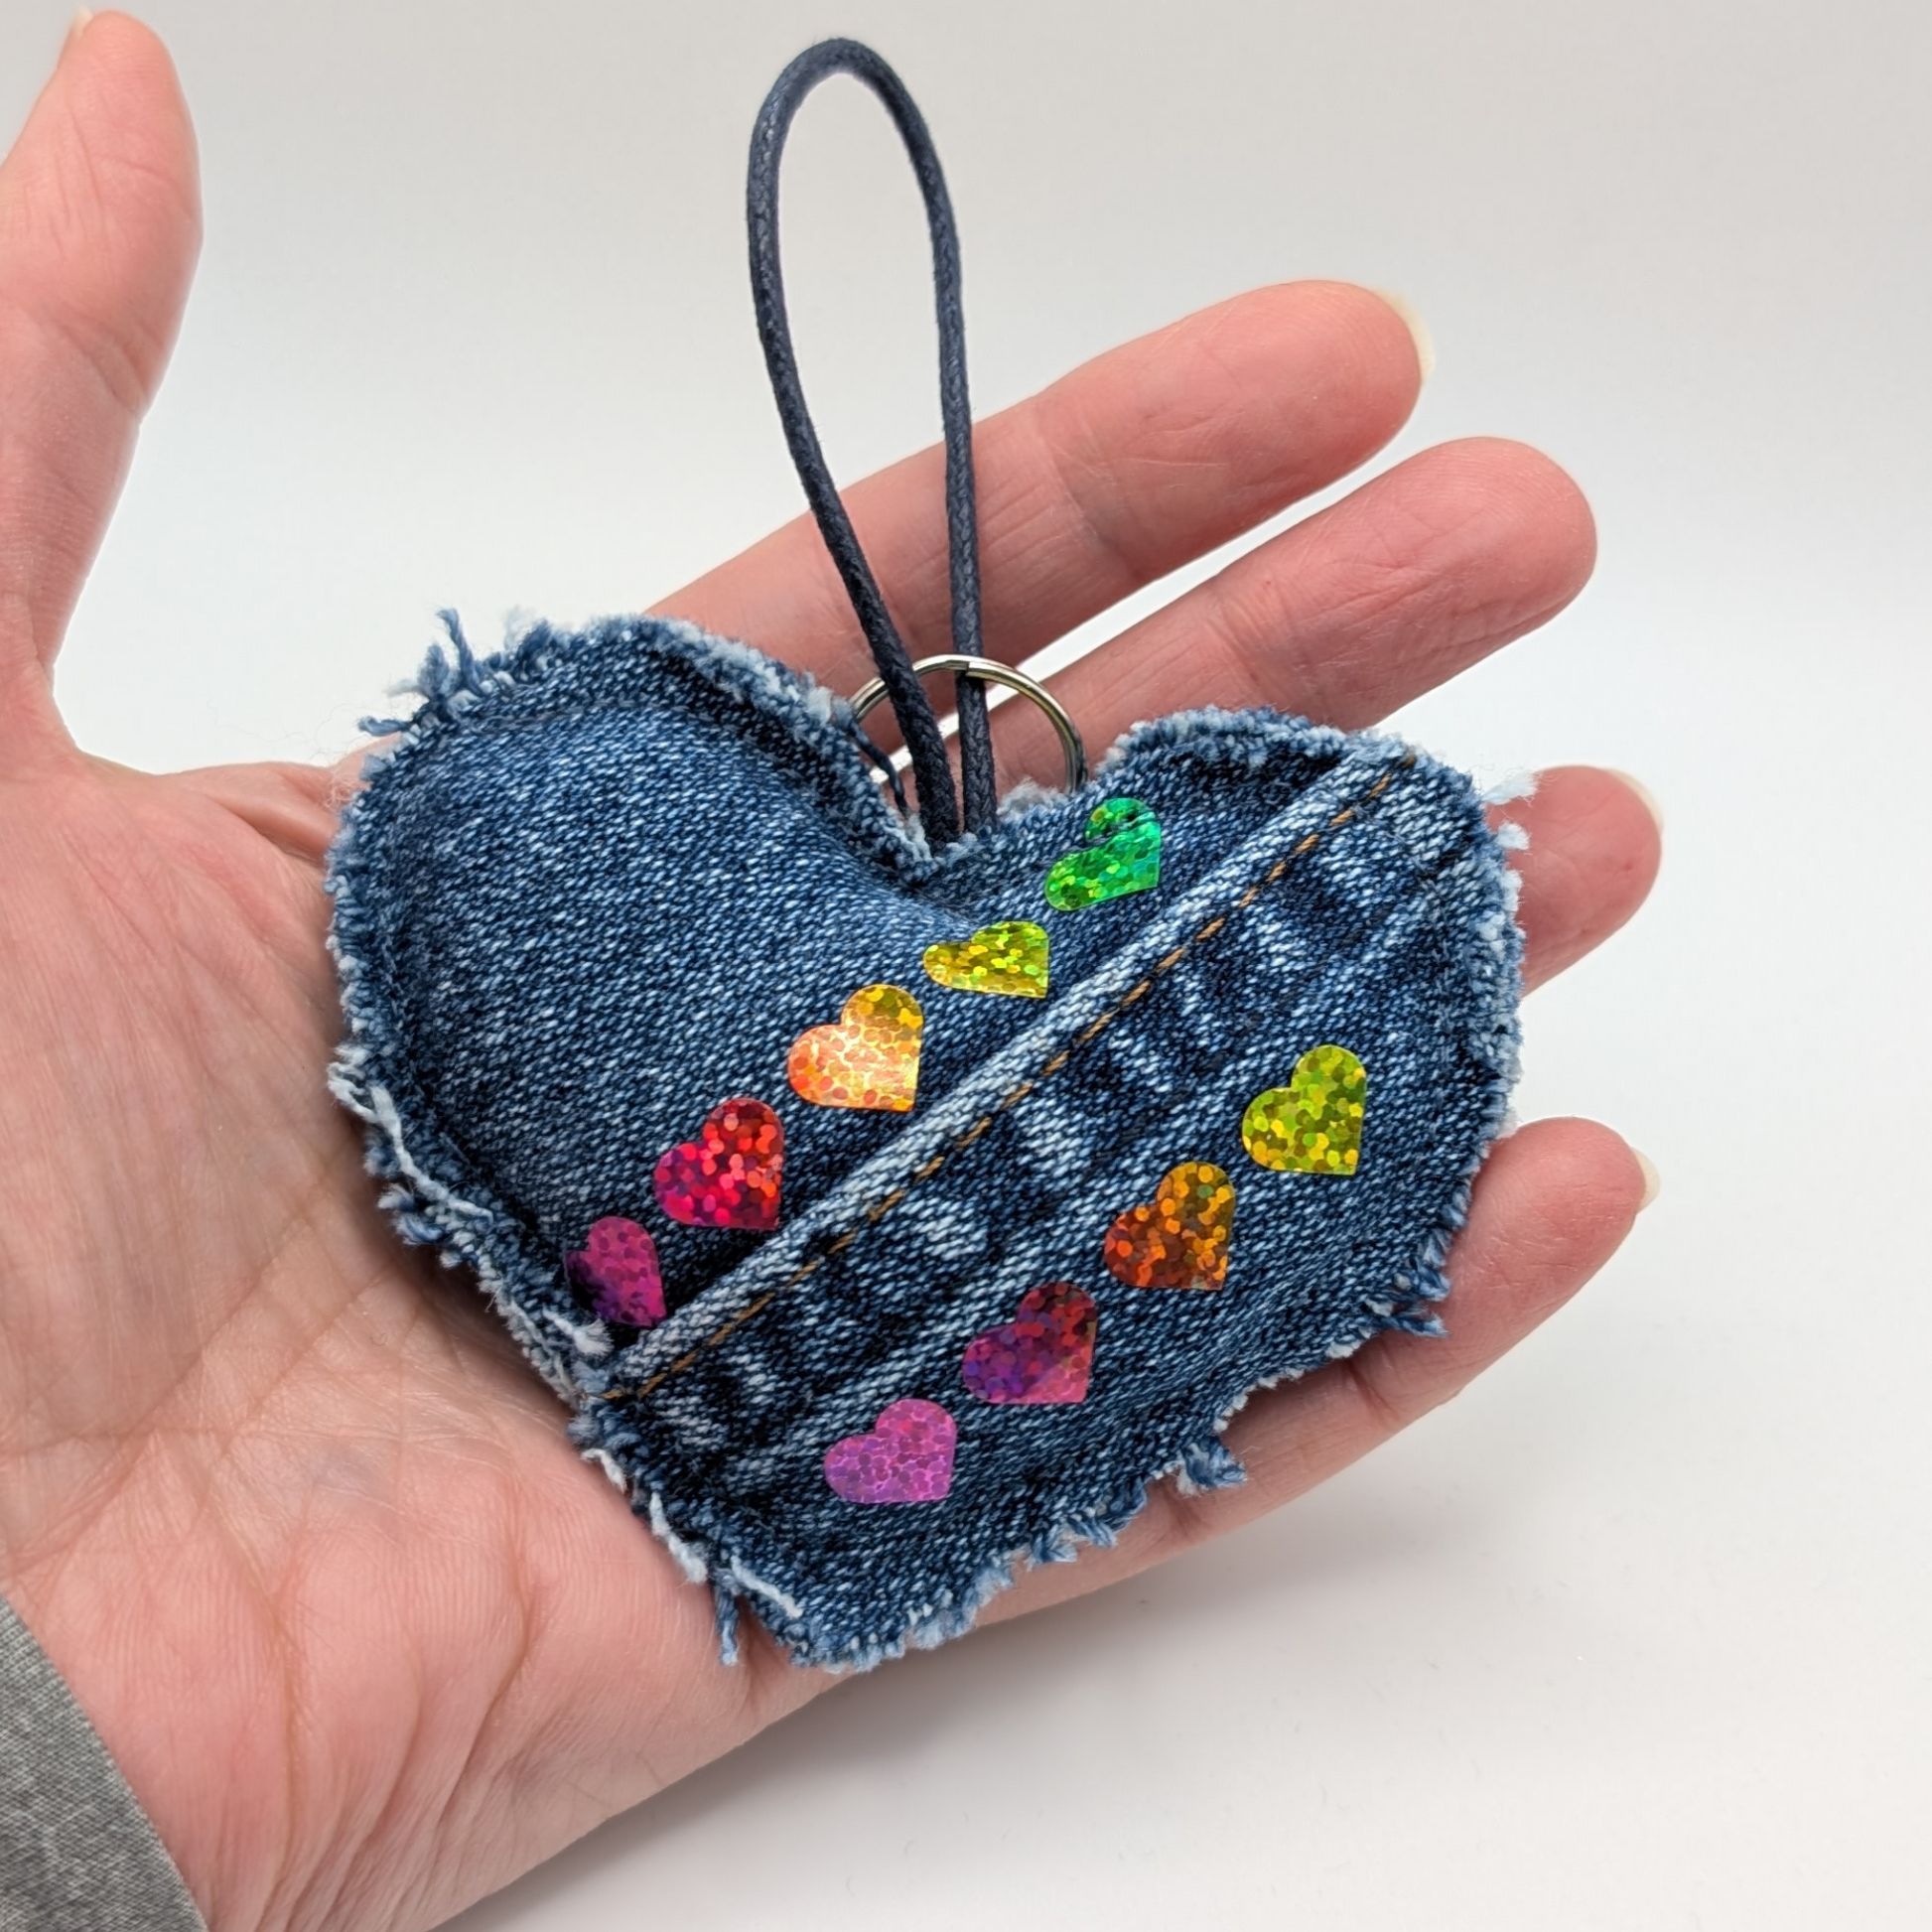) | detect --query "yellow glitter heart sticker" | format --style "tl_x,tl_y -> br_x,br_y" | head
921,920 -> 1049,999
787,983 -> 923,1112
1241,1044 -> 1366,1174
